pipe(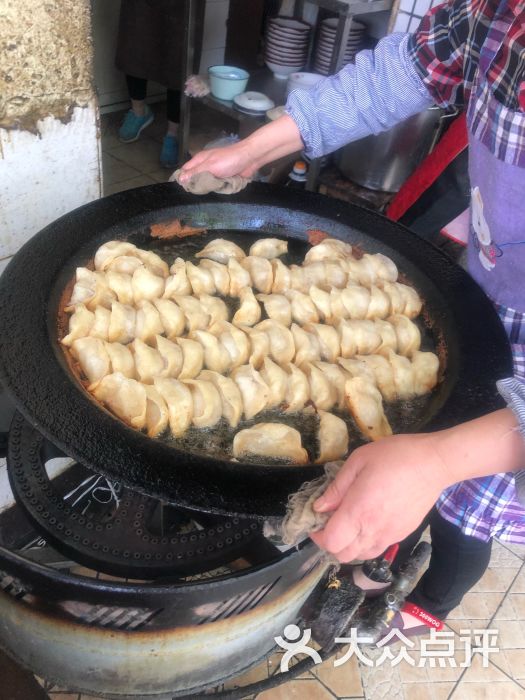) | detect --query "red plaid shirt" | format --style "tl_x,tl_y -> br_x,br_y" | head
408,0 -> 525,110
